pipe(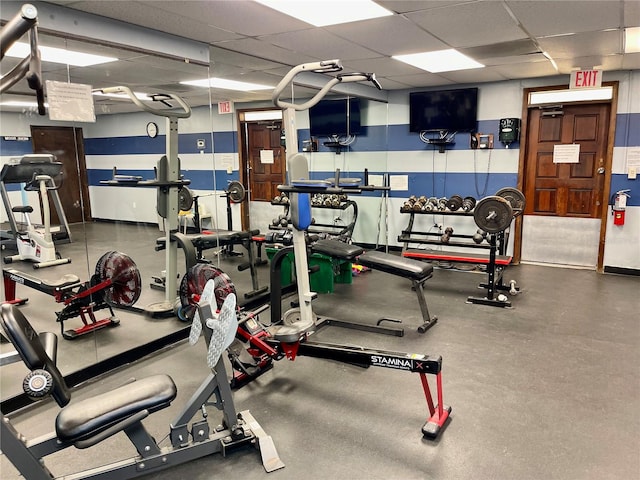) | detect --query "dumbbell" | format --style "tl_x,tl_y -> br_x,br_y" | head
441,227 -> 454,243
462,196 -> 476,212
472,229 -> 488,244
446,195 -> 463,211
437,197 -> 448,211
280,193 -> 289,204
273,195 -> 282,204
